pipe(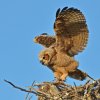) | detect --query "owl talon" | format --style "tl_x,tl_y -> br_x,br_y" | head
53,77 -> 63,83
56,78 -> 65,83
